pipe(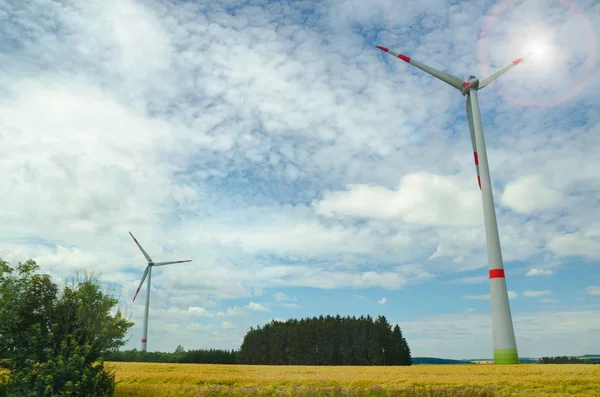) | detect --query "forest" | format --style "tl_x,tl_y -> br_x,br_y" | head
239,315 -> 412,365
106,315 -> 412,366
